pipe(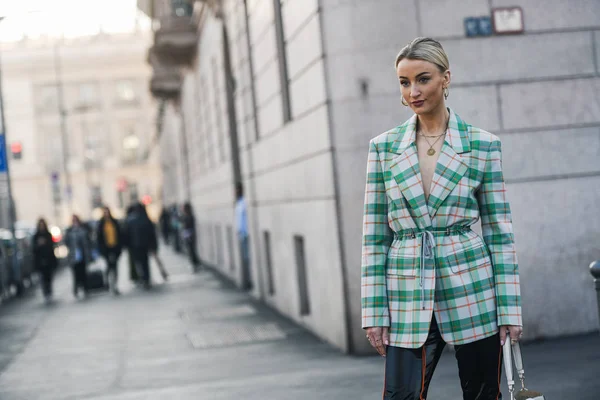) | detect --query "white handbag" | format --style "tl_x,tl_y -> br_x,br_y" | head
503,340 -> 546,400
